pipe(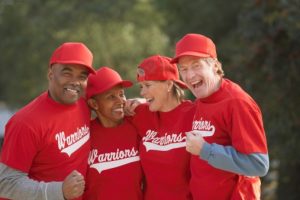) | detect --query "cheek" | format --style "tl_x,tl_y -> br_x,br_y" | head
51,74 -> 67,86
81,80 -> 88,89
208,69 -> 217,79
49,76 -> 61,88
97,103 -> 109,114
156,89 -> 168,102
121,97 -> 126,103
180,72 -> 187,81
